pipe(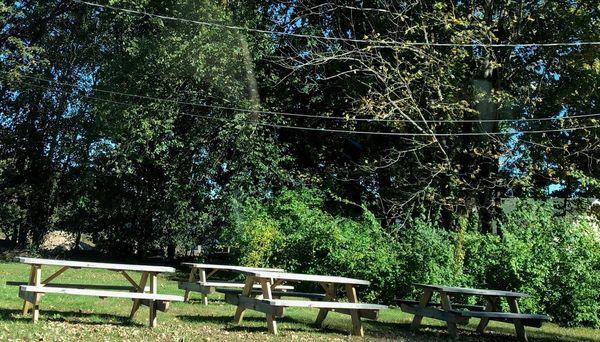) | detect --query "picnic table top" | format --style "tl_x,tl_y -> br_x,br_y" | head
239,270 -> 371,286
414,283 -> 528,298
181,263 -> 284,272
18,257 -> 176,273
